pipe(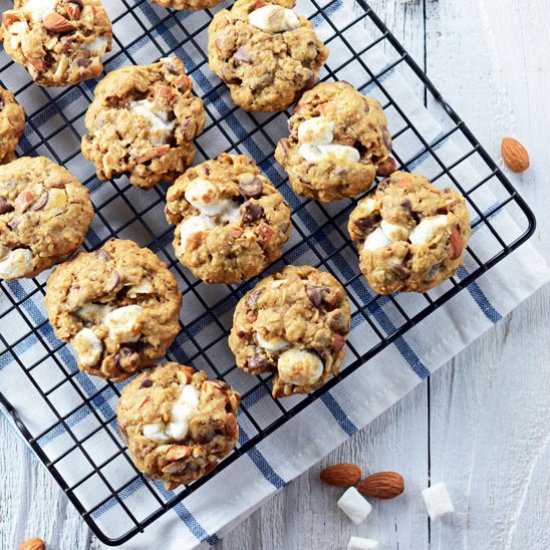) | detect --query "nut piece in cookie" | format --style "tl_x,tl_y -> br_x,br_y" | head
348,171 -> 471,294
151,0 -> 224,10
275,81 -> 394,202
0,87 -> 25,164
45,239 -> 182,381
228,265 -> 351,397
0,0 -> 113,87
207,0 -> 328,112
0,156 -> 93,280
117,362 -> 240,489
165,153 -> 292,284
81,57 -> 205,189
